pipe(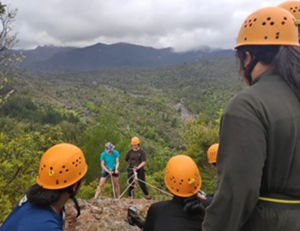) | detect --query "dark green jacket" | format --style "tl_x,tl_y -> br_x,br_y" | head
203,71 -> 300,231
